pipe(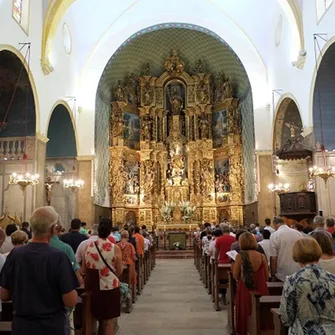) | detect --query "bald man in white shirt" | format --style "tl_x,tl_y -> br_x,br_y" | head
269,217 -> 303,281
